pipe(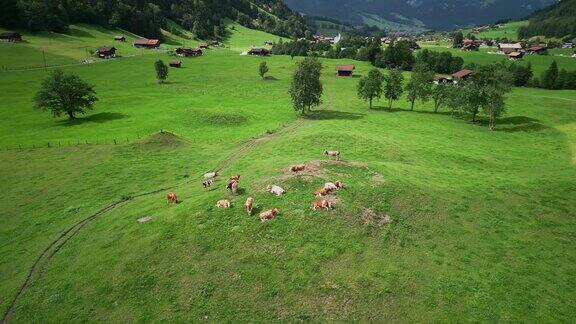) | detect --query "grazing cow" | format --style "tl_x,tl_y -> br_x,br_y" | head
335,181 -> 344,189
204,171 -> 219,180
229,174 -> 241,181
324,182 -> 338,191
166,192 -> 178,204
245,197 -> 254,215
202,179 -> 213,188
267,185 -> 286,196
314,187 -> 331,197
259,208 -> 279,222
312,200 -> 332,210
324,150 -> 340,160
229,180 -> 239,195
290,164 -> 306,172
216,199 -> 231,208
